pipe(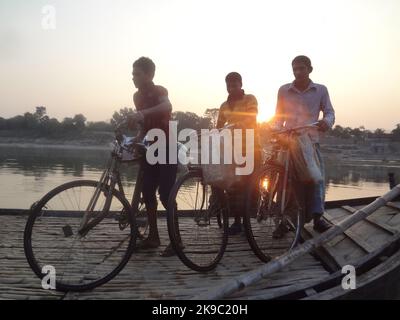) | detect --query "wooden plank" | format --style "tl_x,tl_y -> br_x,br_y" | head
304,225 -> 353,267
324,197 -> 378,209
301,228 -> 342,272
386,202 -> 400,211
341,205 -> 399,235
324,212 -> 376,253
0,213 -> 330,300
